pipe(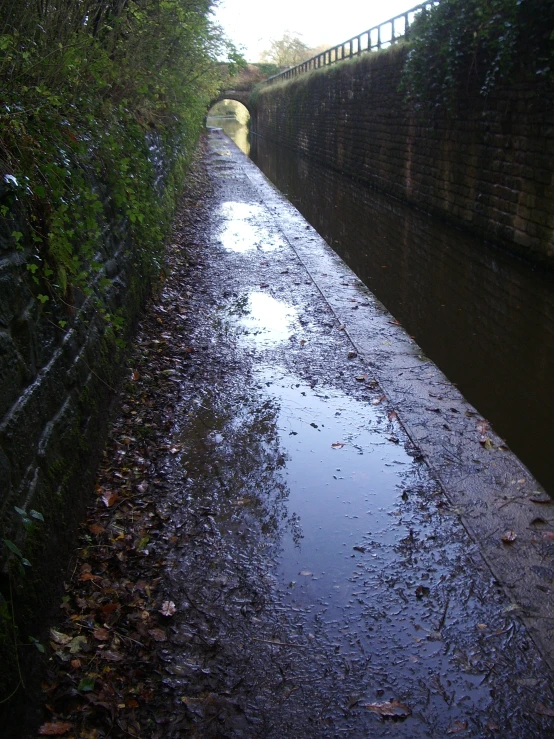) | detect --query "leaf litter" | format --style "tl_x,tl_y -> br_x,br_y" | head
33,135 -> 554,738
